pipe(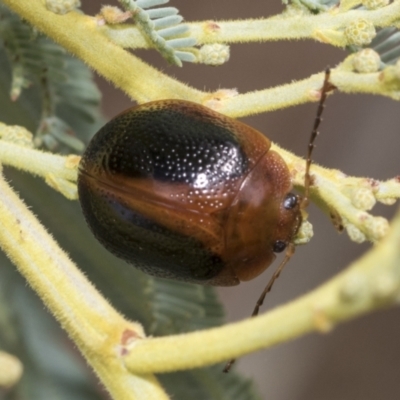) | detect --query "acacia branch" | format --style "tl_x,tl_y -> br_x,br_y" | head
0,171 -> 169,400
1,0 -> 203,104
106,1 -> 400,47
3,0 -> 400,119
1,0 -> 400,394
1,128 -> 399,243
124,207 -> 400,373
